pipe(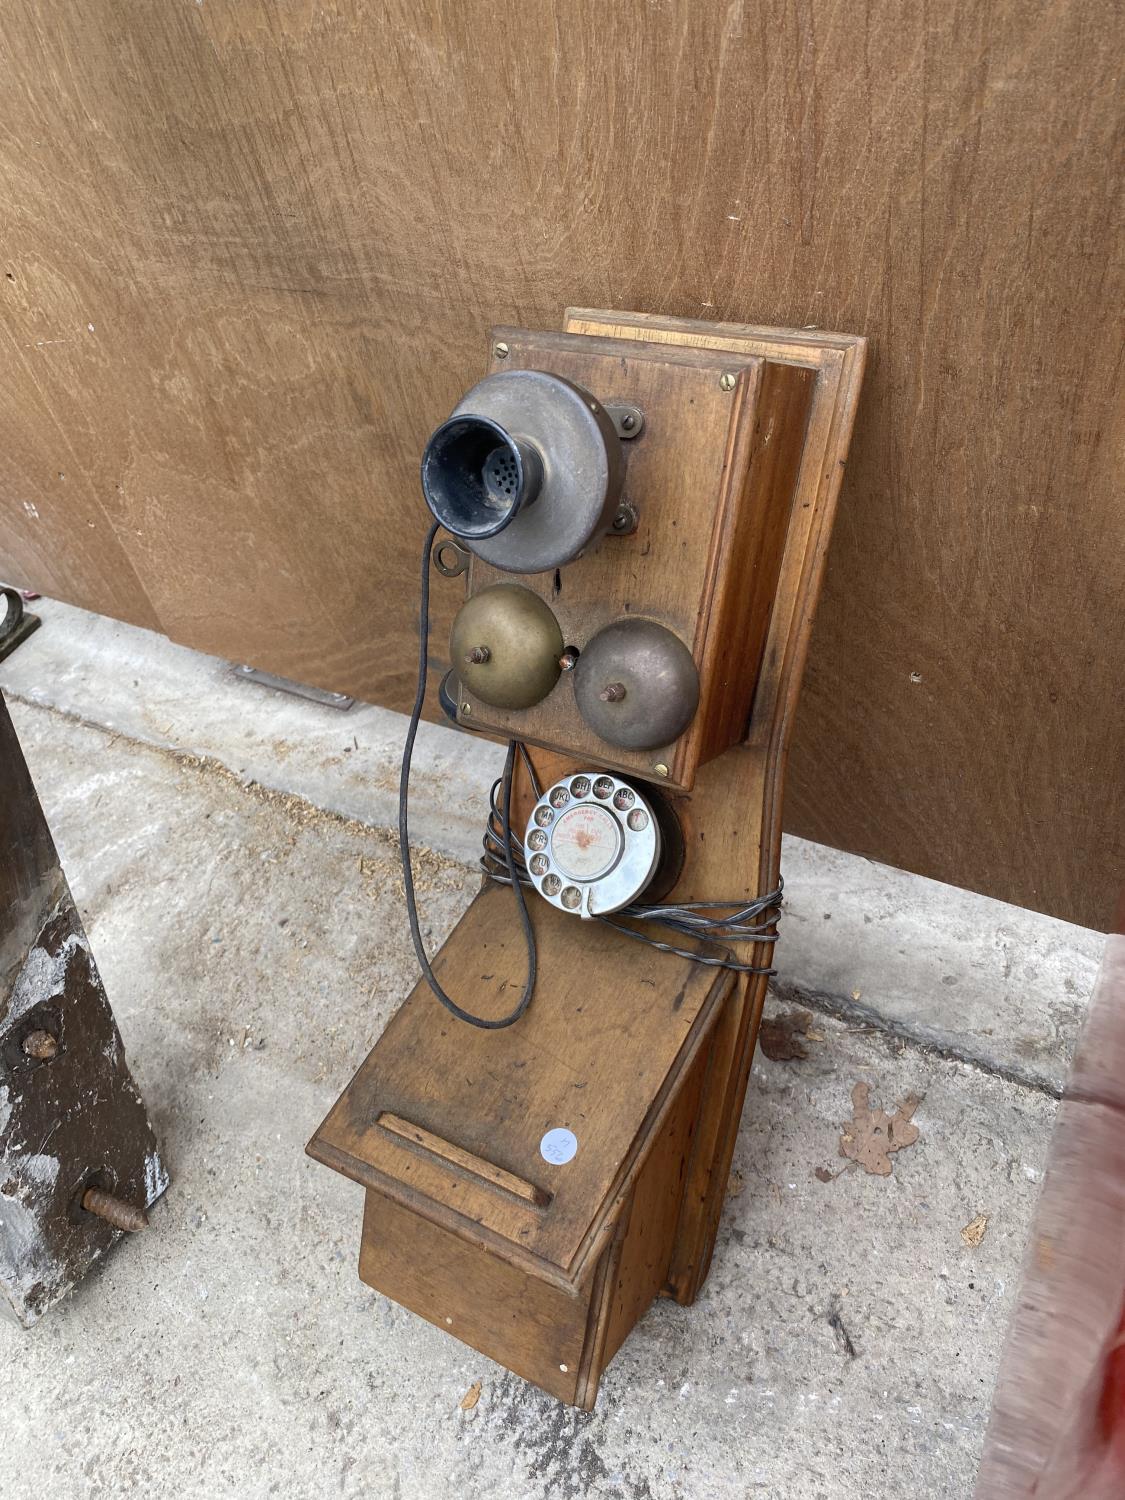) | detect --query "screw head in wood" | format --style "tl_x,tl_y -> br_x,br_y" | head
653,762 -> 670,776
719,372 -> 737,392
493,342 -> 509,359
460,702 -> 472,715
22,1029 -> 58,1061
610,500 -> 639,535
